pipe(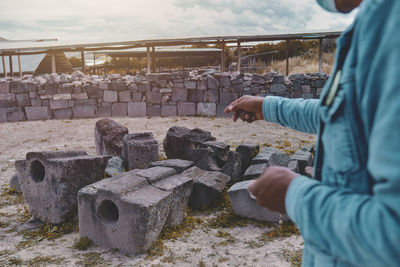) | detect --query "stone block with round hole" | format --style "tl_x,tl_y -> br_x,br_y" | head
17,151 -> 110,224
77,169 -> 193,254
